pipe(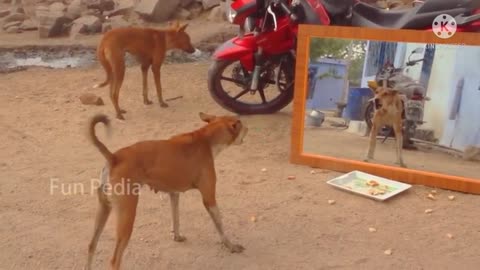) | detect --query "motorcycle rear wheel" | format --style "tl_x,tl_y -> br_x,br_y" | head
207,58 -> 294,115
